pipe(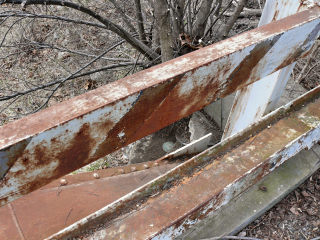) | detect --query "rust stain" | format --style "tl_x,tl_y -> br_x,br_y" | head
92,77 -> 182,160
273,9 -> 280,21
48,92 -> 320,239
55,123 -> 94,174
1,123 -> 97,202
1,9 -> 320,207
272,1 -> 279,21
131,74 -> 221,142
222,35 -> 281,97
0,7 -> 318,153
276,23 -> 320,71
